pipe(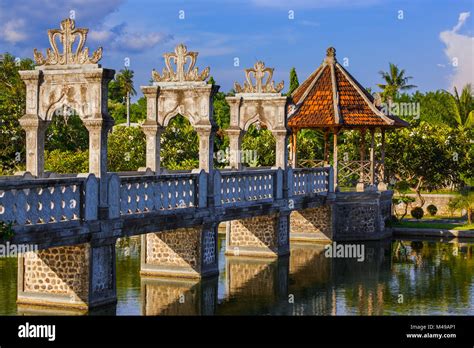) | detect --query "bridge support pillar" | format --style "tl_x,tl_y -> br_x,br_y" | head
17,242 -> 117,312
226,213 -> 290,258
290,205 -> 334,243
141,223 -> 219,279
